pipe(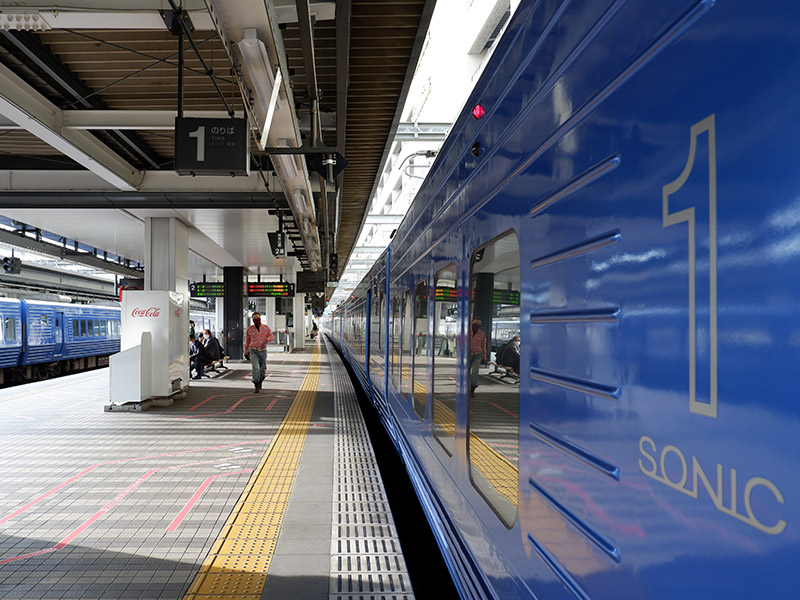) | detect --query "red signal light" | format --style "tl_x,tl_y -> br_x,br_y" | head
472,104 -> 485,120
